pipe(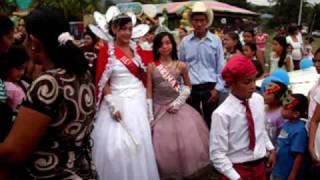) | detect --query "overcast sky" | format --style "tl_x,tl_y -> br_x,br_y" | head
248,0 -> 318,6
